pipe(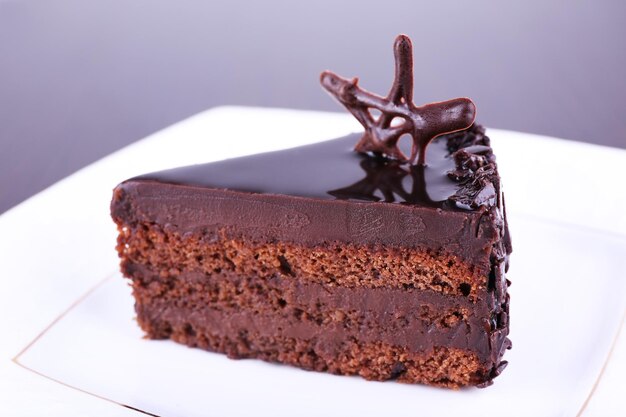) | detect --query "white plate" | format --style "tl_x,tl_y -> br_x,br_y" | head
1,107 -> 625,417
